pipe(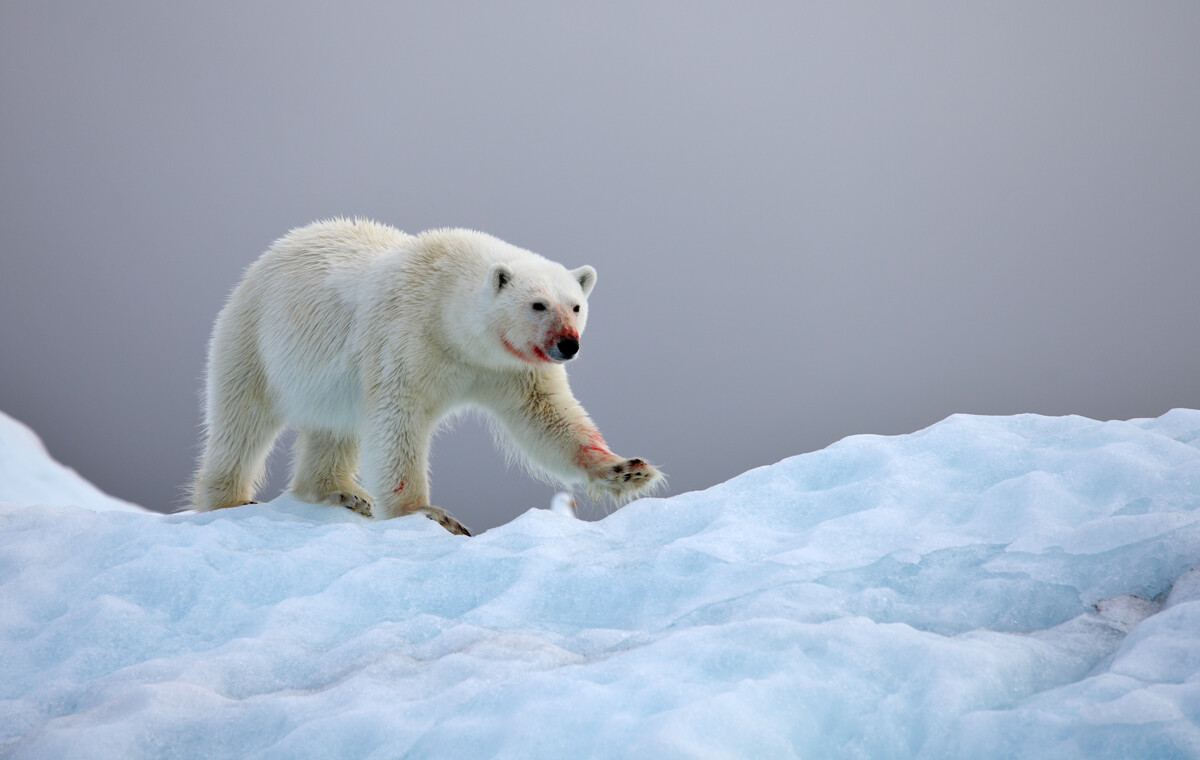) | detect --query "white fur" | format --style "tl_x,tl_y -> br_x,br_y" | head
191,218 -> 662,532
